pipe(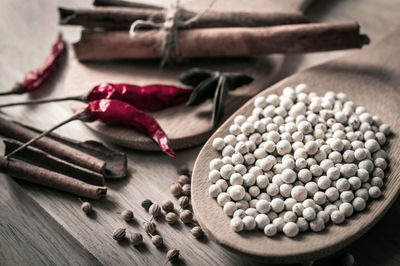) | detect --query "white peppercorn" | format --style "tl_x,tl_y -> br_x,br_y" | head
331,210 -> 345,224
255,199 -> 271,214
270,198 -> 285,213
317,210 -> 330,224
212,137 -> 225,151
255,214 -> 270,230
352,197 -> 366,211
336,178 -> 350,192
209,87 -> 390,238
317,176 -> 331,190
264,224 -> 277,237
236,200 -> 249,210
305,182 -> 319,196
233,209 -> 246,219
310,218 -> 325,232
283,211 -> 297,223
249,199 -> 258,209
280,184 -> 292,198
223,202 -> 237,216
276,140 -> 291,155
303,207 -> 316,221
231,217 -> 244,232
340,164 -> 358,177
339,202 -> 354,217
370,177 -> 383,188
348,177 -> 361,190
325,187 -> 340,202
340,191 -> 355,203
368,186 -> 382,199
243,216 -> 256,231
283,222 -> 299,237
272,217 -> 285,232
313,191 -> 327,205
209,184 -> 221,198
245,208 -> 258,218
